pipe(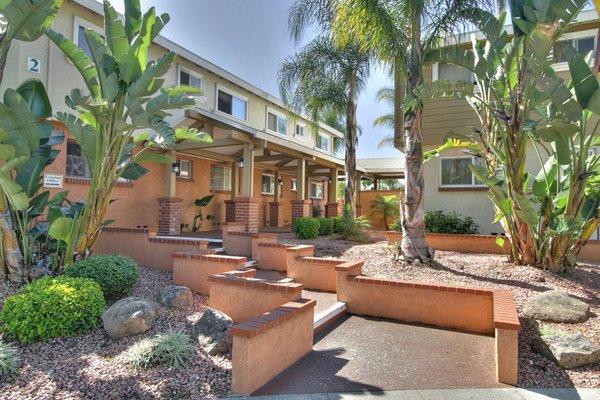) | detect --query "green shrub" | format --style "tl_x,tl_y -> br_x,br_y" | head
318,218 -> 335,236
0,341 -> 19,376
389,219 -> 402,232
293,217 -> 320,239
425,210 -> 478,234
331,217 -> 343,233
0,277 -> 106,343
64,254 -> 140,300
123,331 -> 195,370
